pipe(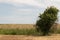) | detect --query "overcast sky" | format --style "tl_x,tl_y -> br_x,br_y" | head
0,0 -> 60,24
